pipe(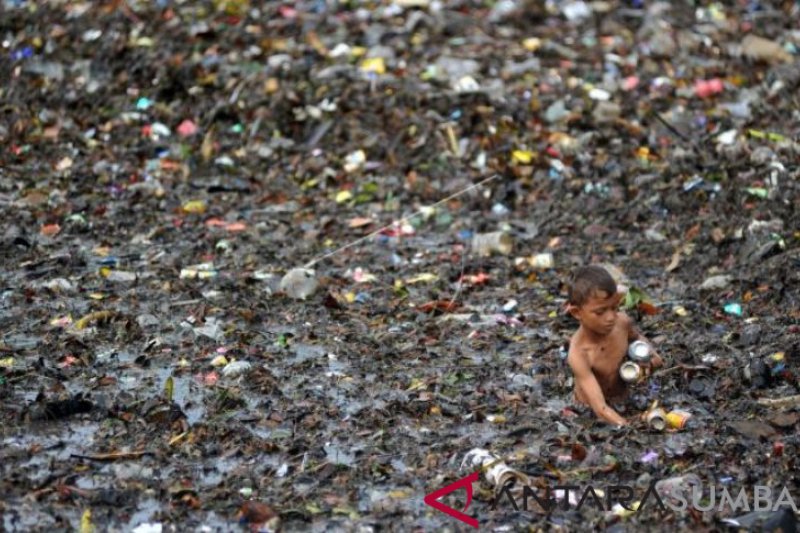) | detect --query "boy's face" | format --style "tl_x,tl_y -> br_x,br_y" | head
569,290 -> 621,336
